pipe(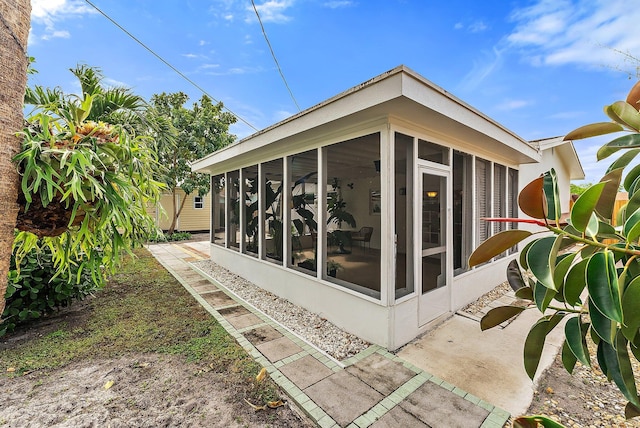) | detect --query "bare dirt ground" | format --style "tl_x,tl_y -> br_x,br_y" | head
0,249 -> 313,428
